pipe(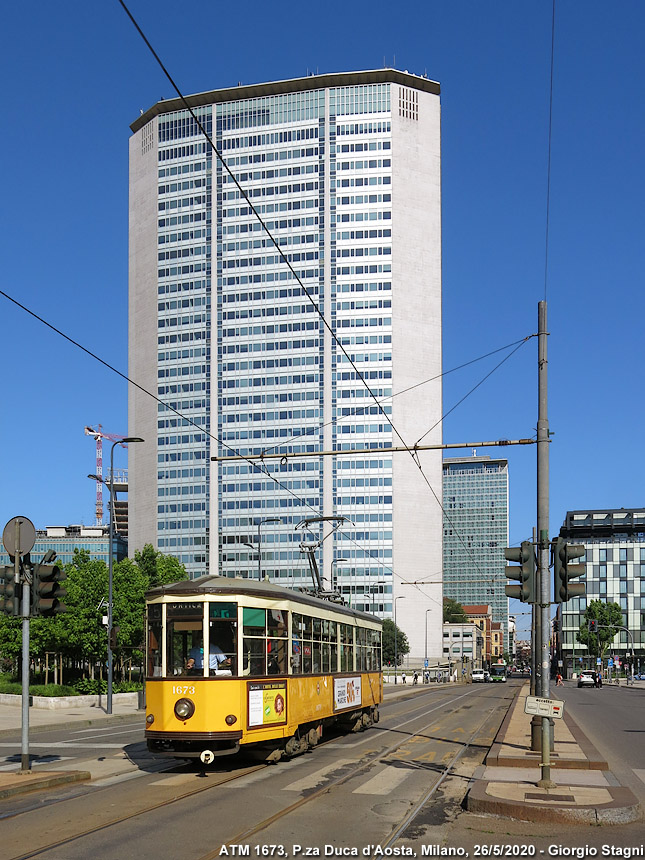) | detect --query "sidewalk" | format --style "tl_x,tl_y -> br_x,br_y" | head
0,695 -> 149,799
466,682 -> 642,824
